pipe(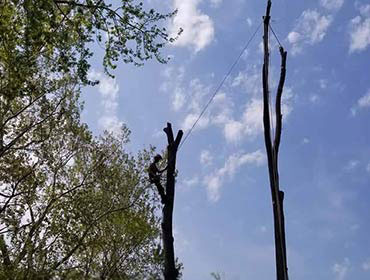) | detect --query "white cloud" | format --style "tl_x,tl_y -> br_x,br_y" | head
170,0 -> 214,52
98,116 -> 123,135
204,175 -> 222,202
211,69 -> 293,143
173,227 -> 190,254
188,78 -> 212,112
259,225 -> 267,233
287,31 -> 301,44
172,87 -> 186,111
89,70 -> 119,112
98,76 -> 119,99
224,66 -> 295,143
224,120 -> 245,143
349,16 -> 370,53
181,78 -> 215,131
332,258 -> 350,280
310,94 -> 320,103
182,112 -> 210,131
351,89 -> 370,115
302,137 -> 310,144
241,98 -> 264,137
88,70 -> 123,135
160,66 -> 187,112
362,259 -> 370,271
246,18 -> 253,27
209,0 -> 222,8
200,150 -> 213,166
203,150 -> 265,202
211,93 -> 232,125
349,4 -> 370,52
161,66 -> 294,144
357,3 -> 370,17
232,68 -> 261,96
344,160 -> 360,171
216,98 -> 263,143
183,177 -> 199,187
320,0 -> 344,11
366,163 -> 370,173
223,86 -> 294,143
358,90 -> 370,108
287,10 -> 332,55
319,79 -> 328,89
